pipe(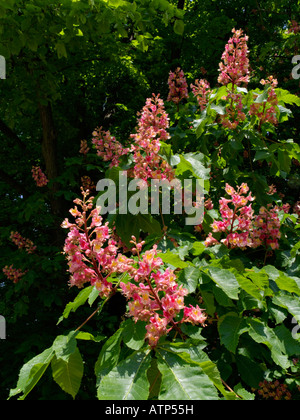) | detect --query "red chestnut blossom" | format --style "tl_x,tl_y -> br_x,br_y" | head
288,20 -> 300,34
10,231 -> 36,254
190,79 -> 211,111
62,197 -> 207,347
250,76 -> 279,127
92,127 -> 130,168
62,189 -> 136,295
120,245 -> 206,347
167,67 -> 189,104
130,94 -> 175,181
79,139 -> 90,155
252,205 -> 281,250
31,166 -> 48,187
205,183 -> 288,251
2,265 -> 28,283
218,28 -> 250,87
